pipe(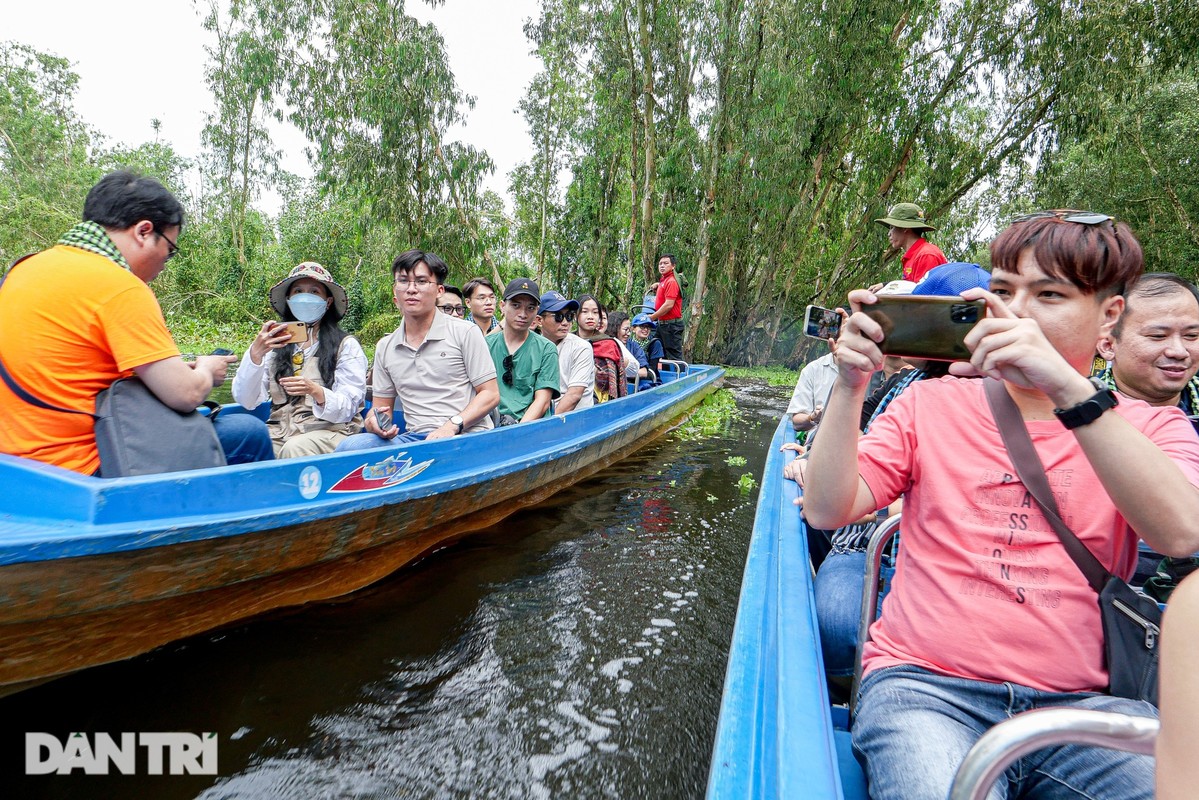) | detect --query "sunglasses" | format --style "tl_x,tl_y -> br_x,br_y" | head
502,354 -> 514,386
1011,210 -> 1114,227
549,310 -> 576,323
